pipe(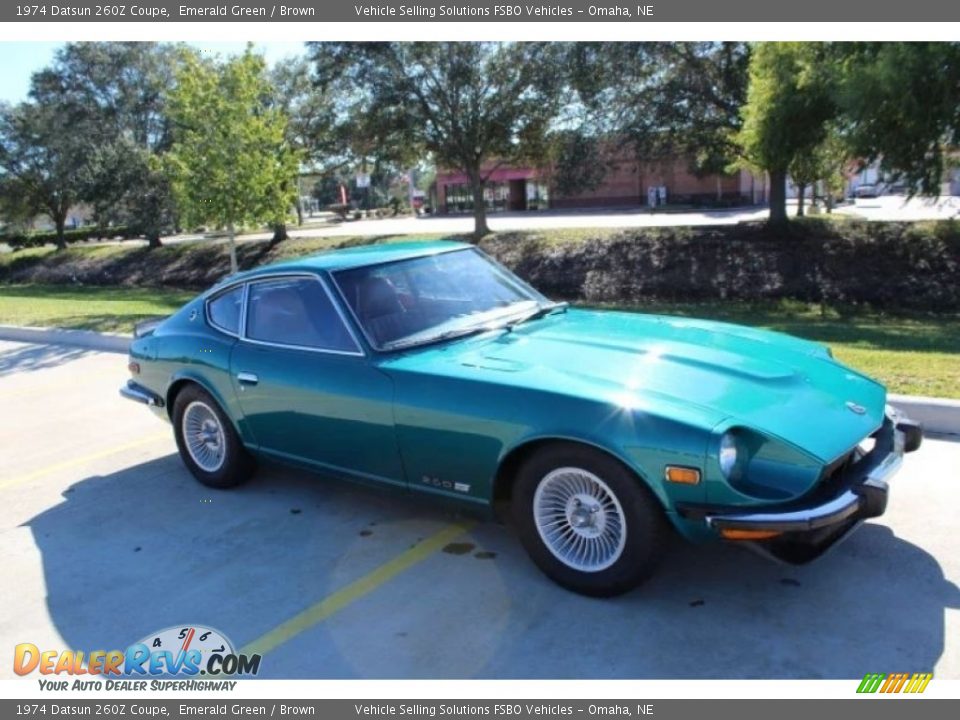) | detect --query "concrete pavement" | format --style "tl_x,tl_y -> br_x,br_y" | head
0,339 -> 957,679
835,195 -> 960,222
158,206 -> 774,247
